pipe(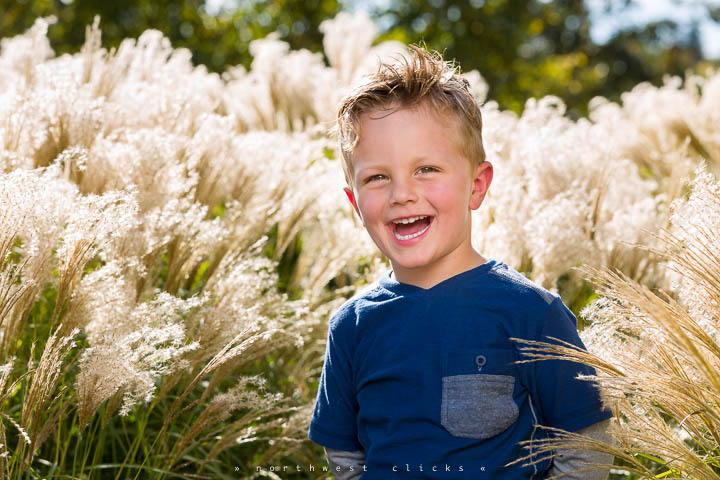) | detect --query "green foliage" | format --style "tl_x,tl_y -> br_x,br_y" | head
2,0 -> 718,116
0,0 -> 340,72
373,0 -> 717,117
